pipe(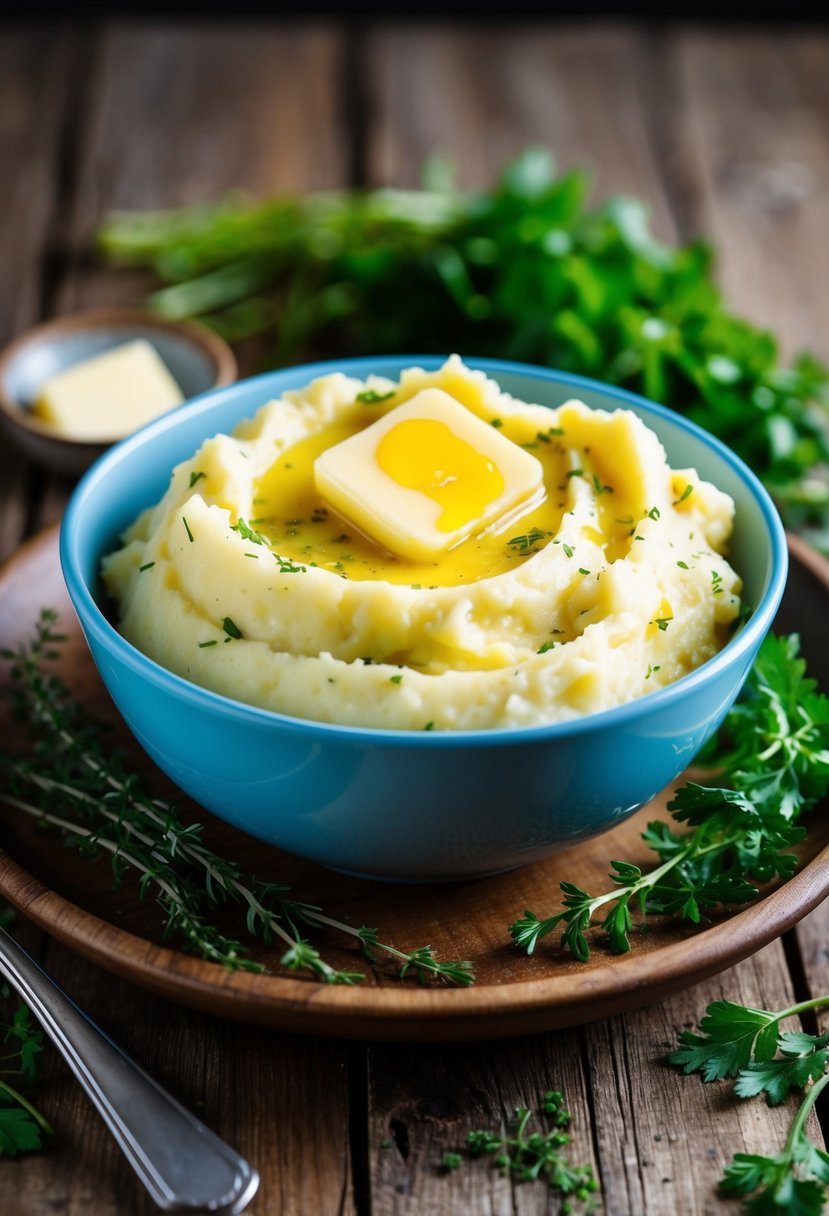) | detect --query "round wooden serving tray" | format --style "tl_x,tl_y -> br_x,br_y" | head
1,526 -> 828,1042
